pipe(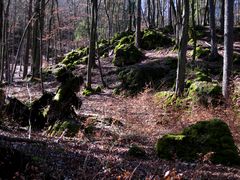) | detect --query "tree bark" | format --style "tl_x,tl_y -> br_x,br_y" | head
86,0 -> 98,89
222,0 -> 234,98
135,0 -> 141,48
23,0 -> 33,78
175,0 -> 189,96
209,0 -> 218,58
